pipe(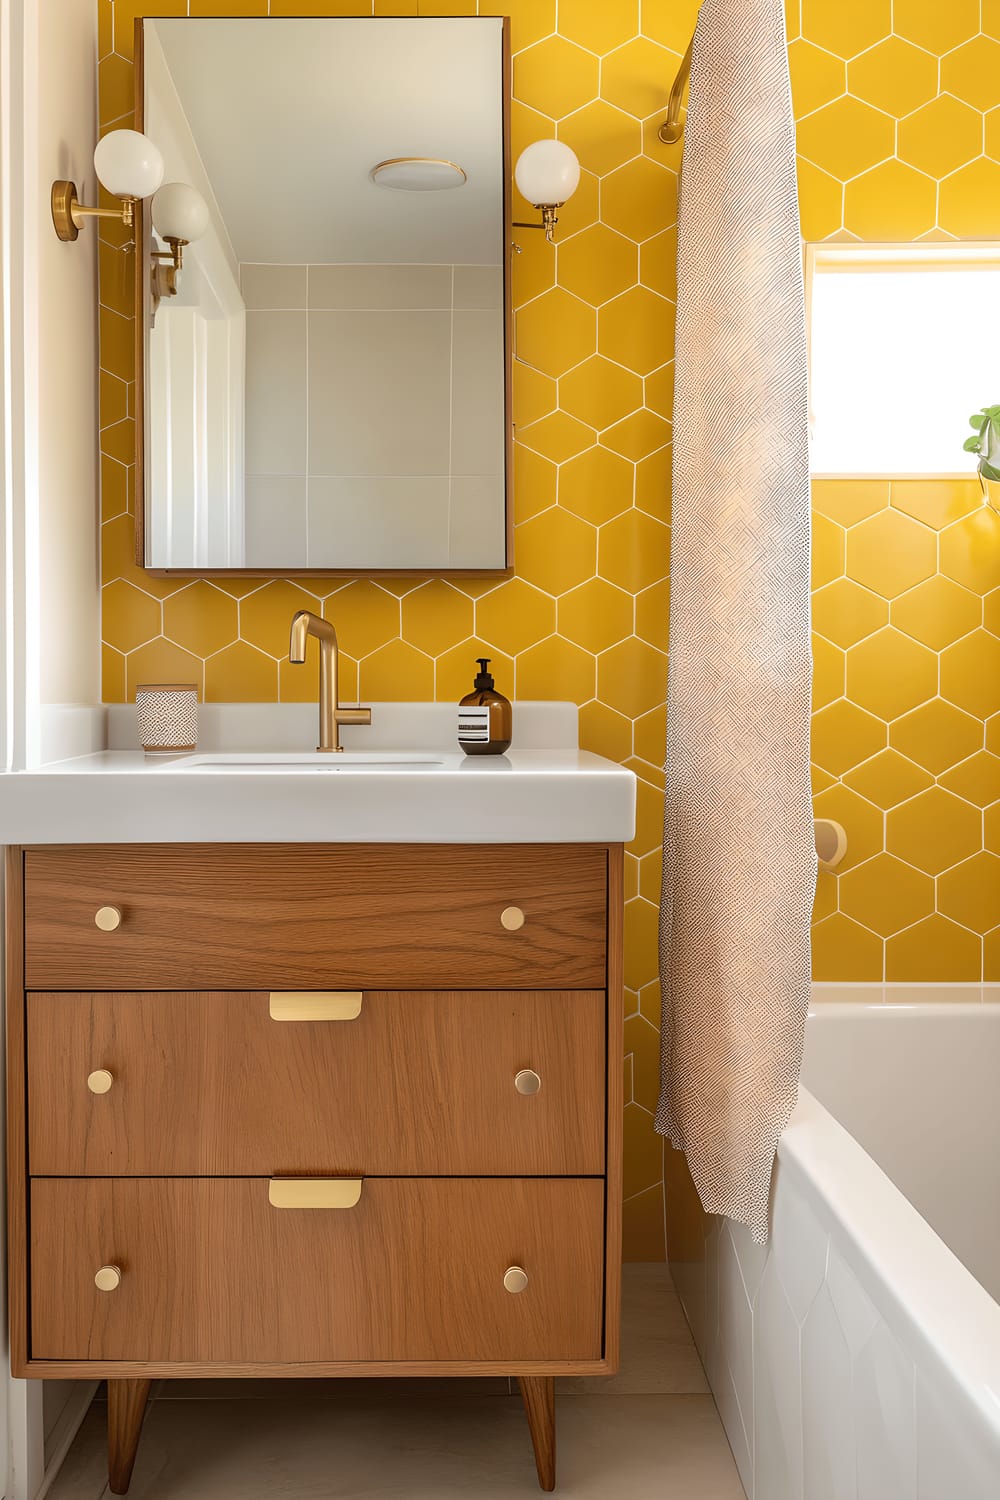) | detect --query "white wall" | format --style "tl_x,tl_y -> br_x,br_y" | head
34,0 -> 101,710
